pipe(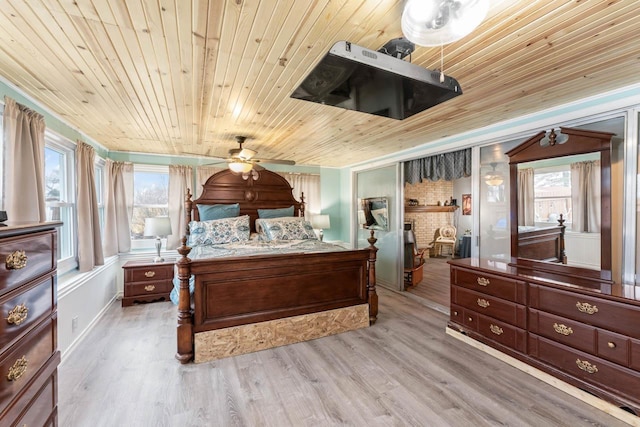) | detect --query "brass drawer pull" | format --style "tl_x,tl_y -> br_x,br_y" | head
489,324 -> 503,335
144,271 -> 156,278
6,250 -> 27,270
6,303 -> 28,325
453,310 -> 458,316
553,323 -> 573,336
477,298 -> 490,308
476,277 -> 490,286
607,342 -> 616,349
576,358 -> 598,374
467,317 -> 473,322
144,285 -> 156,292
7,356 -> 28,381
576,302 -> 598,315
